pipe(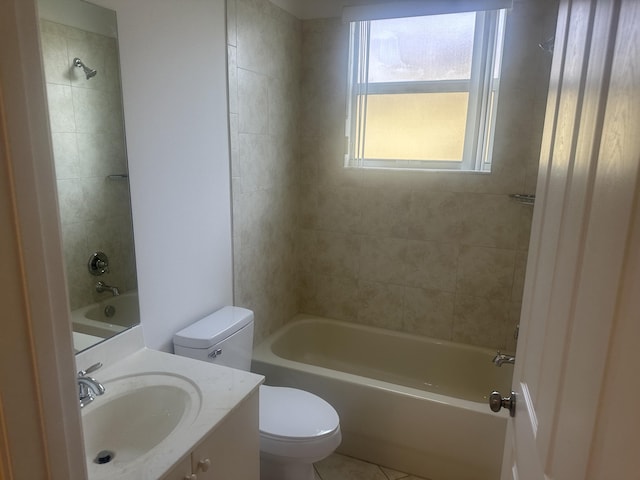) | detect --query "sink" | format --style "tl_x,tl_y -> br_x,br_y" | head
76,348 -> 262,478
82,372 -> 202,470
